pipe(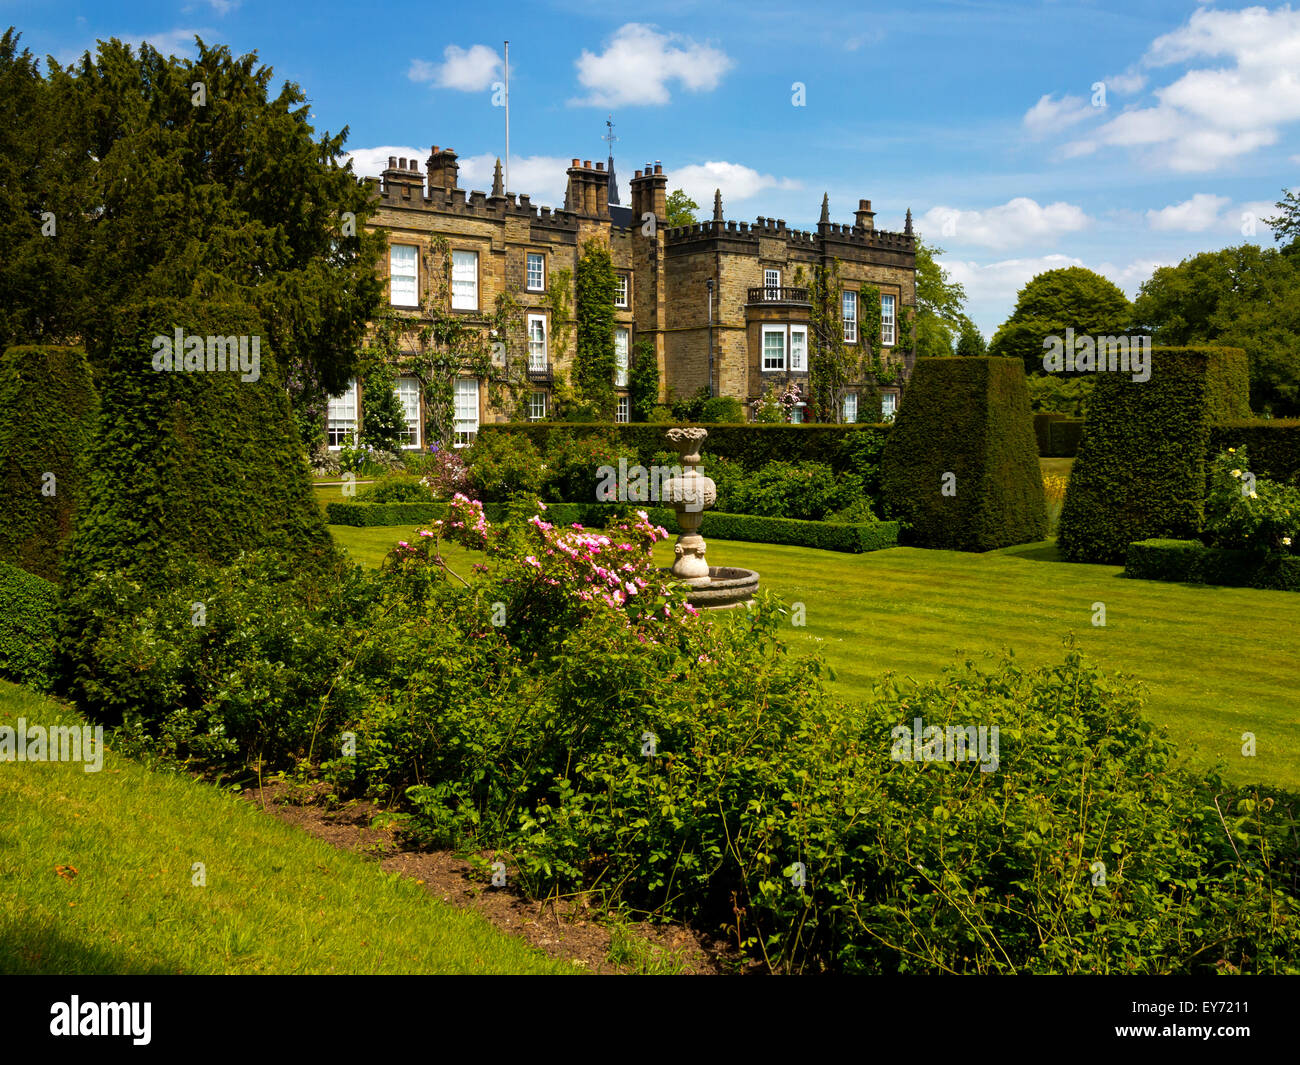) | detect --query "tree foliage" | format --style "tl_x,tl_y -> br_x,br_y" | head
988,267 -> 1132,376
665,189 -> 698,228
912,237 -> 967,358
0,29 -> 386,414
628,338 -> 659,421
1132,244 -> 1300,415
574,240 -> 617,418
954,318 -> 987,357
